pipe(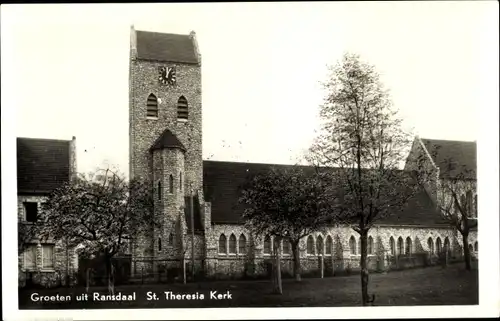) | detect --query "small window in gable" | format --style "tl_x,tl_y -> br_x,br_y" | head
177,96 -> 188,121
24,202 -> 38,223
147,94 -> 158,118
